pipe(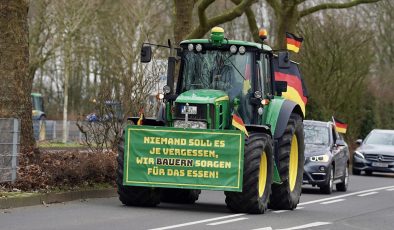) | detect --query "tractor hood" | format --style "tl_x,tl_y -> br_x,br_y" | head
175,89 -> 229,104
